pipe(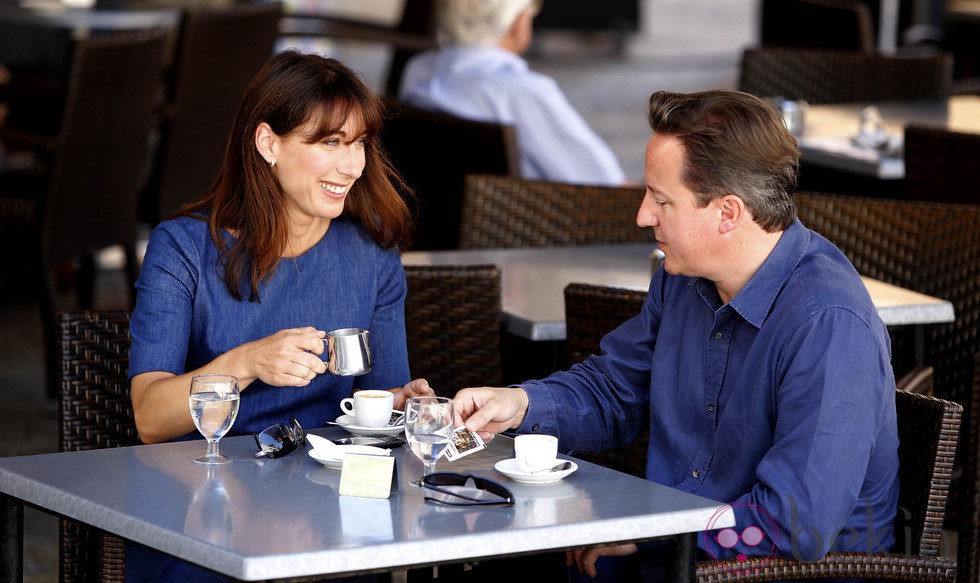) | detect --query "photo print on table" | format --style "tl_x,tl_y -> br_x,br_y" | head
444,427 -> 486,461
